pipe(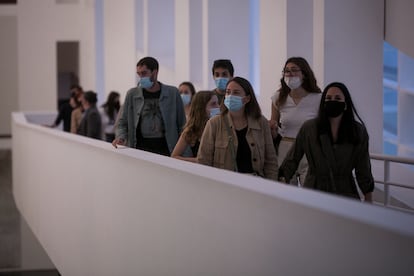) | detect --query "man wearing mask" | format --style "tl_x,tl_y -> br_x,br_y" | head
211,59 -> 234,104
112,56 -> 186,156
